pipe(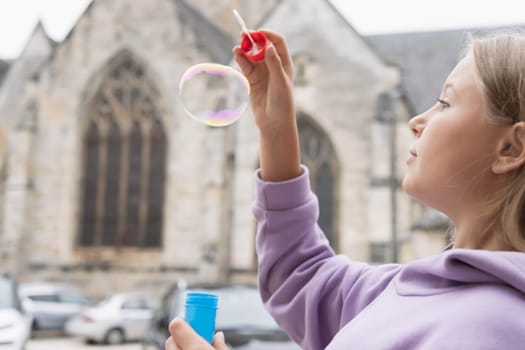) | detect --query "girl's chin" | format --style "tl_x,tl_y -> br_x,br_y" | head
402,176 -> 425,202
402,178 -> 446,215
401,175 -> 413,194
